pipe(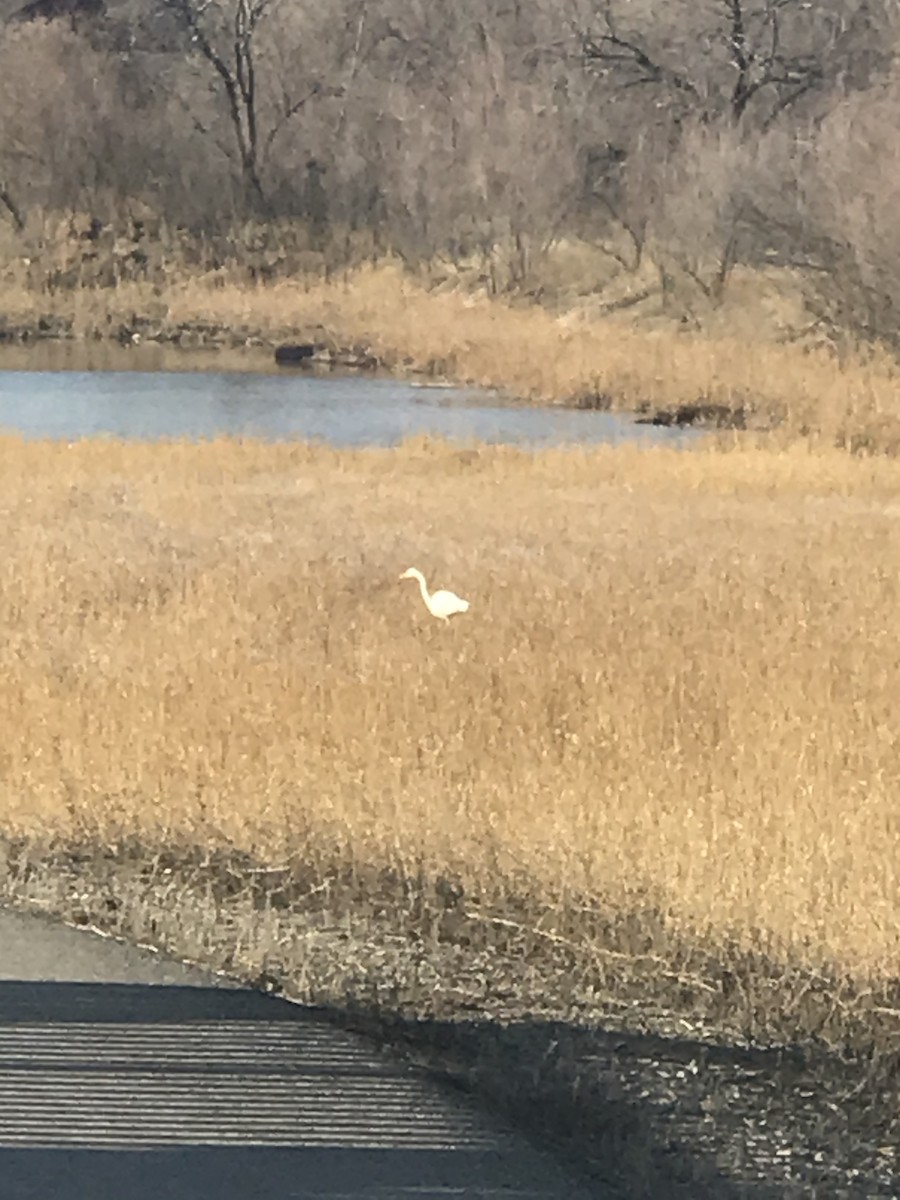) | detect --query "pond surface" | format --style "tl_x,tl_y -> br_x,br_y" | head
0,344 -> 695,448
